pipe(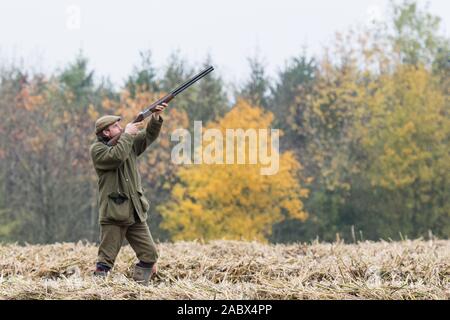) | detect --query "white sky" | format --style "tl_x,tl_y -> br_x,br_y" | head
0,0 -> 448,88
